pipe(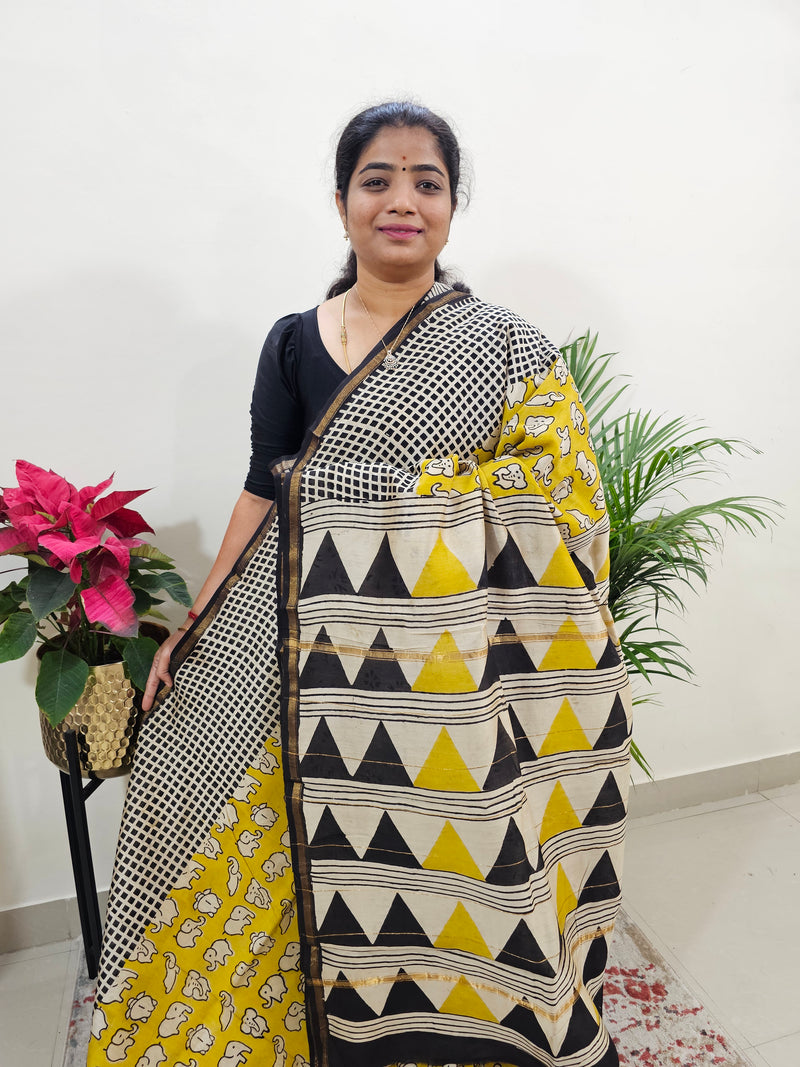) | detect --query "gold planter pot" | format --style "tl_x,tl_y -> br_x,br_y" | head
39,660 -> 141,779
